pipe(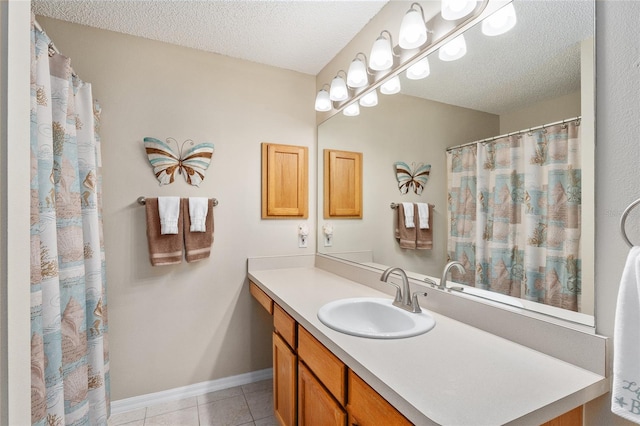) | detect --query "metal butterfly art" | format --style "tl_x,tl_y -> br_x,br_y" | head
394,161 -> 431,195
144,137 -> 214,187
